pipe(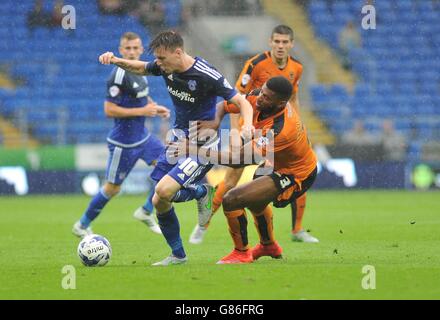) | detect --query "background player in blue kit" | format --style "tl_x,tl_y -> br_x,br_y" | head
73,32 -> 170,238
99,31 -> 254,266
